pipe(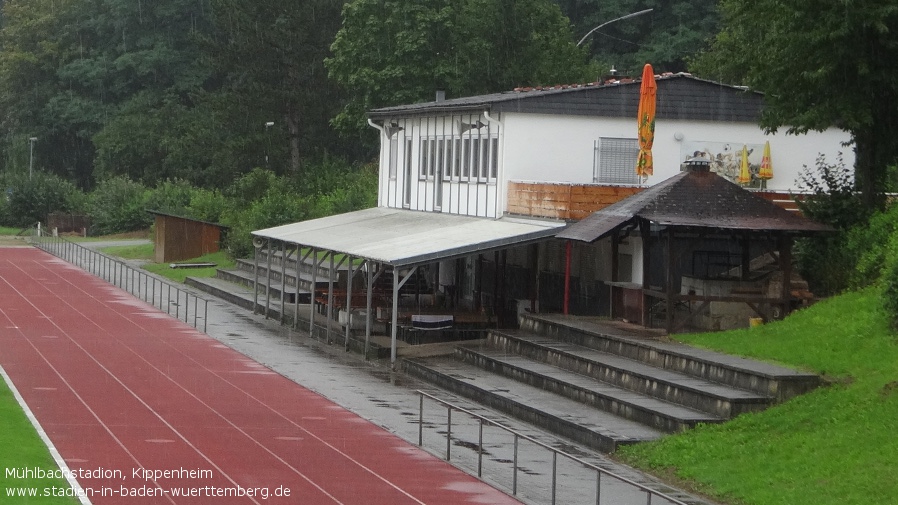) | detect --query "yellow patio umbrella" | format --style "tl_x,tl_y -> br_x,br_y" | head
737,144 -> 751,184
635,63 -> 656,178
758,140 -> 773,179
